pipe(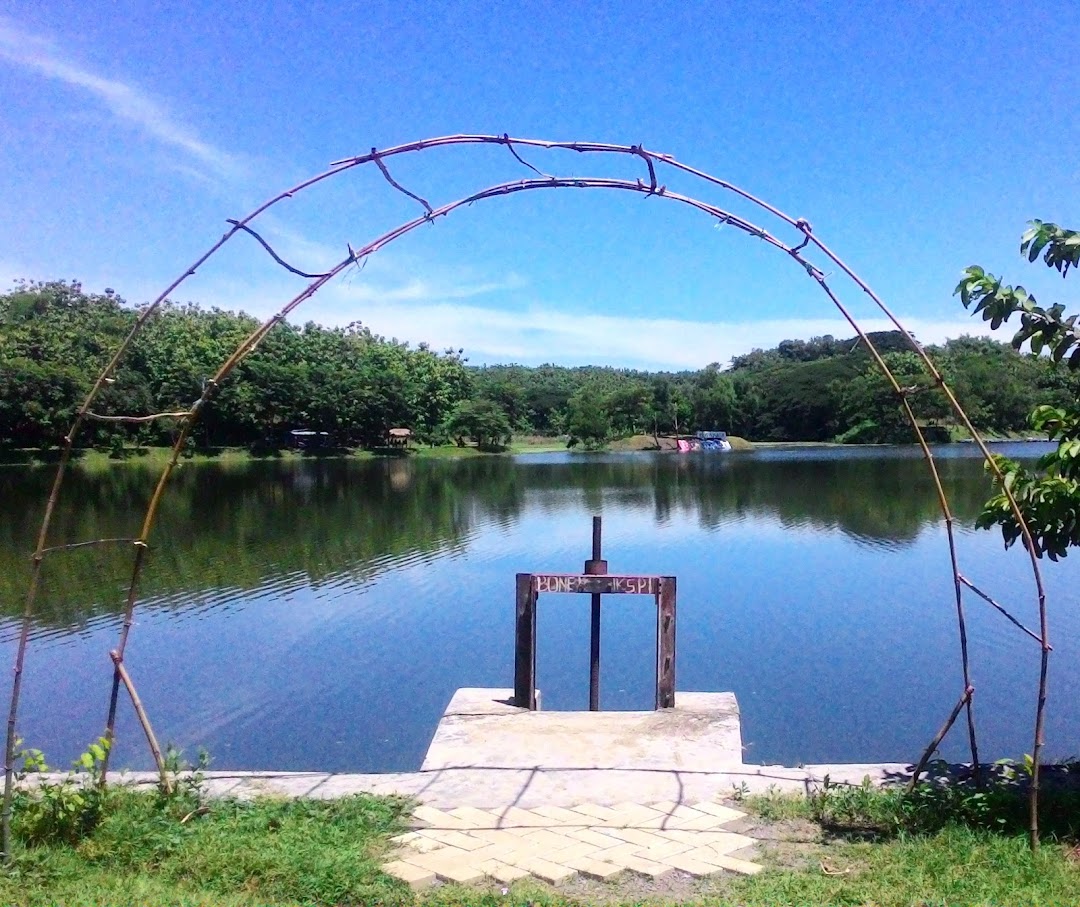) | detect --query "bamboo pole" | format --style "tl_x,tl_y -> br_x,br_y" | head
811,279 -> 982,776
1,557 -> 43,862
908,686 -> 975,792
108,651 -> 172,795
